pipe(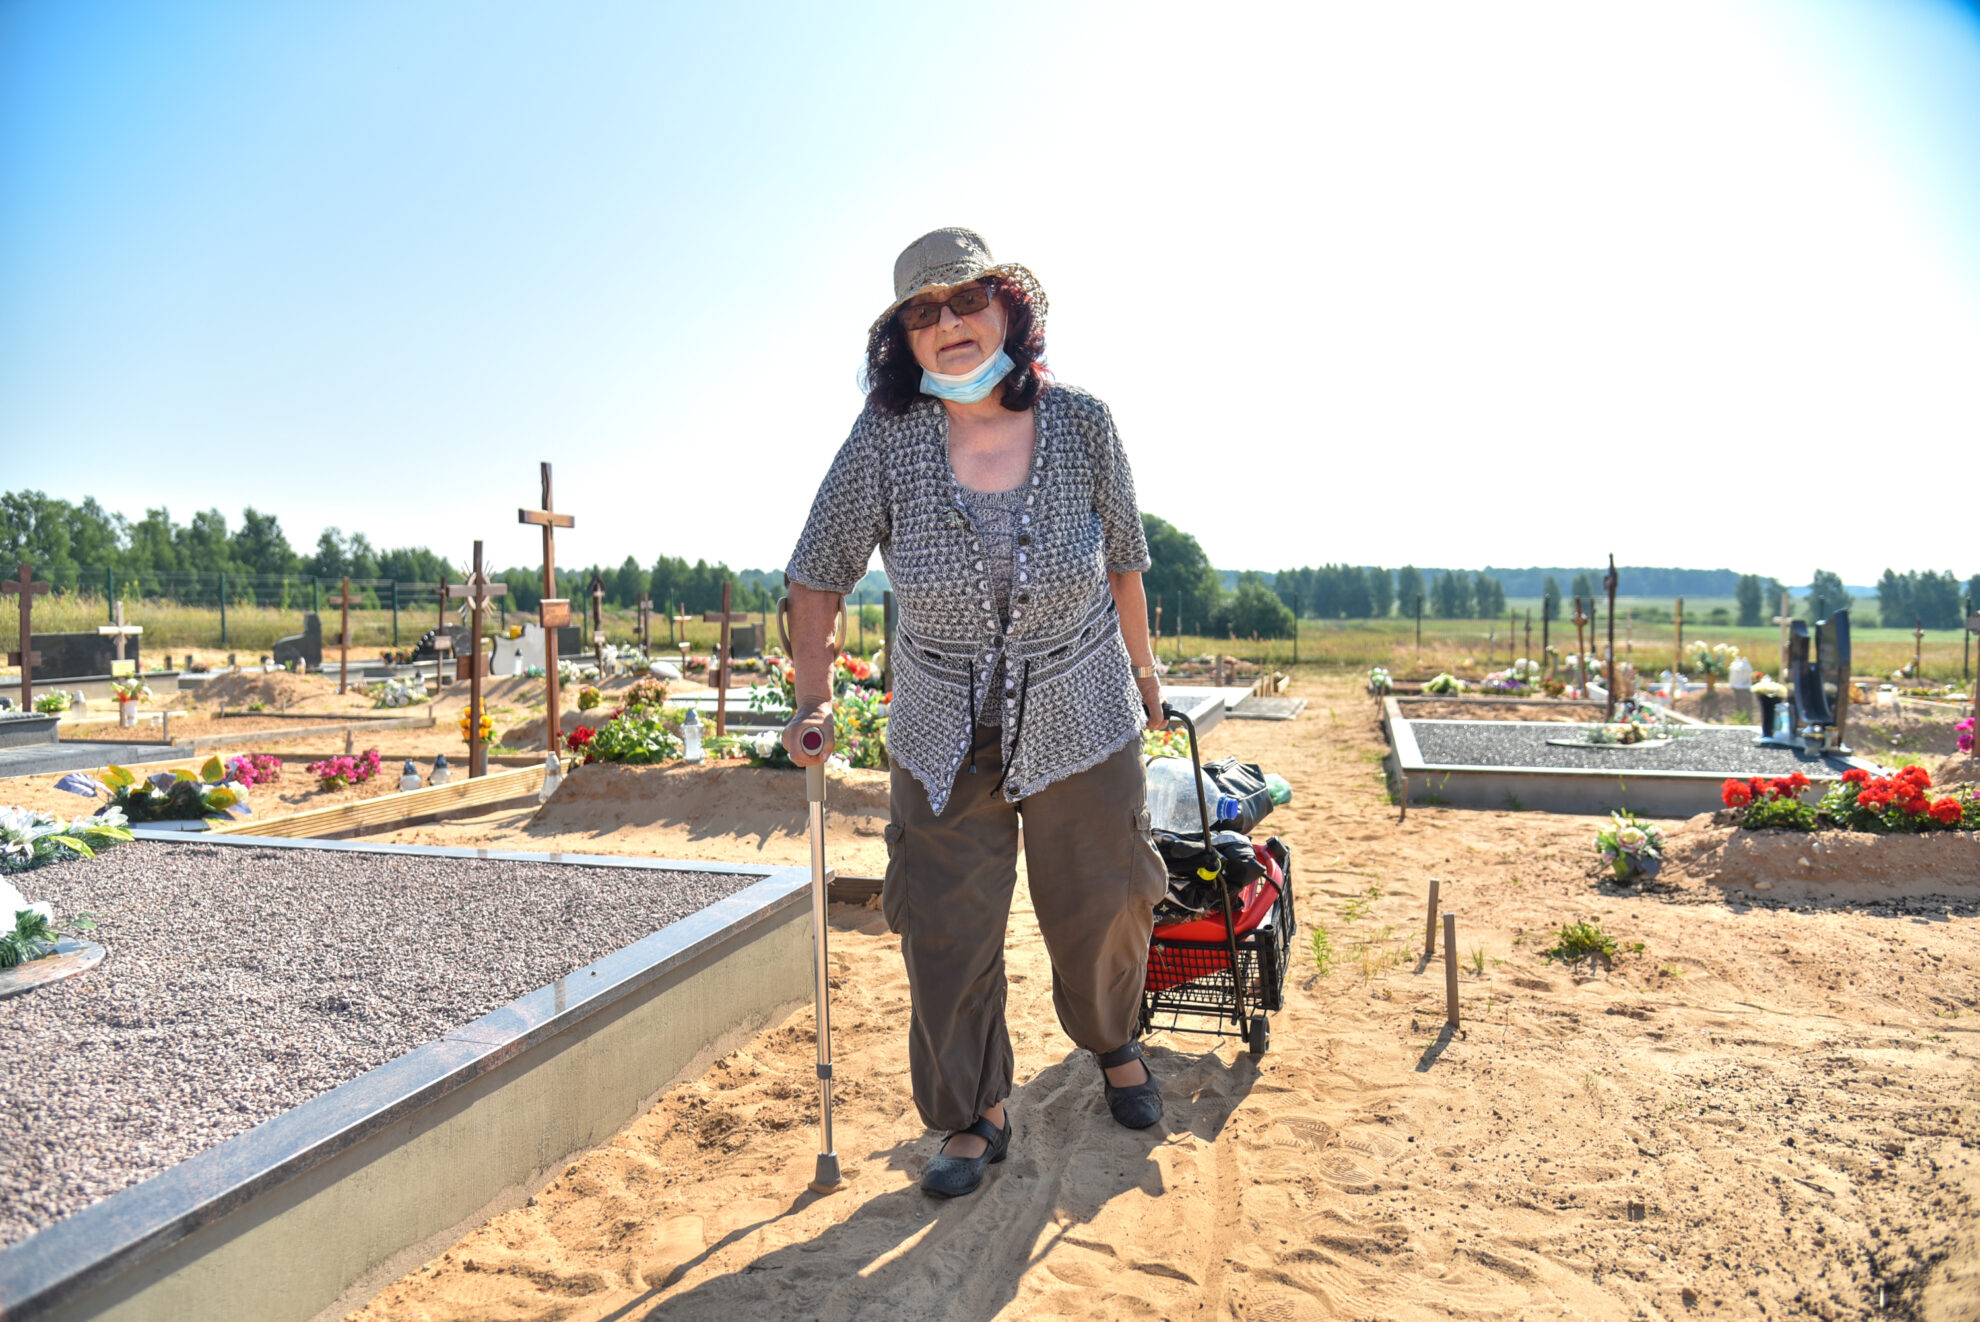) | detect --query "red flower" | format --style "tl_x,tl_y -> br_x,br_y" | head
1897,765 -> 1933,789
1841,769 -> 1869,786
567,725 -> 595,748
1721,779 -> 1753,808
1929,798 -> 1964,826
